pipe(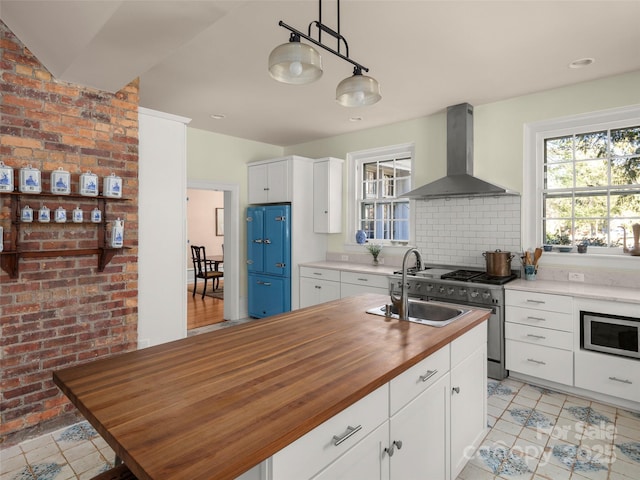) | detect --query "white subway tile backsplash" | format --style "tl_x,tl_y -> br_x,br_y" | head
414,195 -> 521,267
